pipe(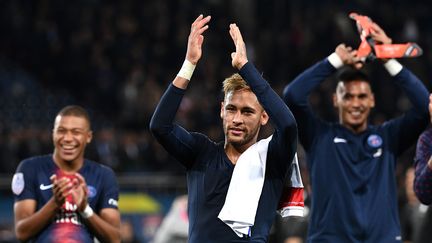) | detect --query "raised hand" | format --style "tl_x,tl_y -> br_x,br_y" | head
335,43 -> 363,69
50,174 -> 73,208
370,22 -> 392,45
71,173 -> 89,212
229,23 -> 248,70
186,14 -> 211,65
